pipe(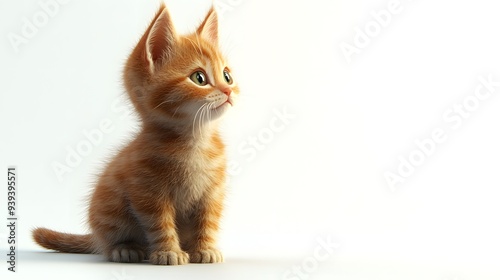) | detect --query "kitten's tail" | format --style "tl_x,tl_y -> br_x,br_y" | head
32,228 -> 94,254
